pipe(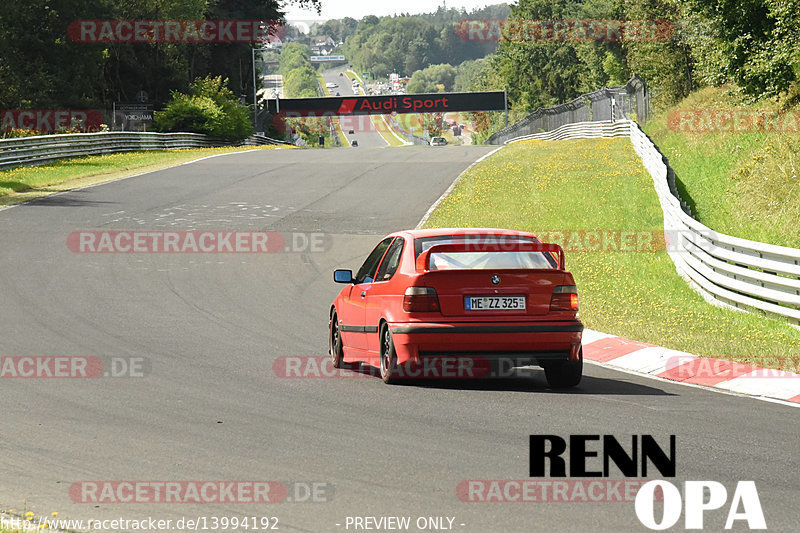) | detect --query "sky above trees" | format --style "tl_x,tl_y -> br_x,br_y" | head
285,0 -> 498,19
